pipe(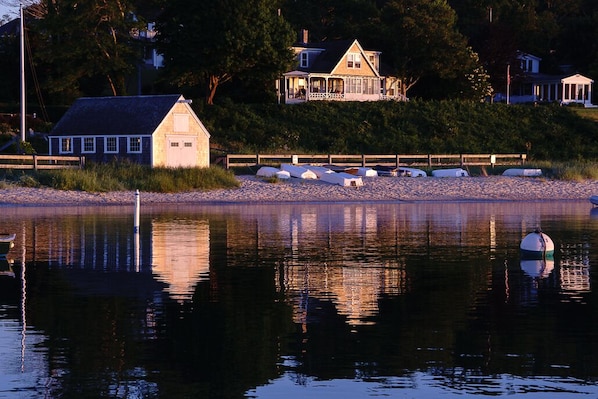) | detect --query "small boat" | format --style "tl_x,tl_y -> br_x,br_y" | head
399,167 -> 427,177
320,172 -> 363,187
503,168 -> 542,177
305,165 -> 334,178
432,168 -> 469,177
590,195 -> 598,206
0,233 -> 16,258
372,165 -> 398,177
520,229 -> 554,259
281,163 -> 317,179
